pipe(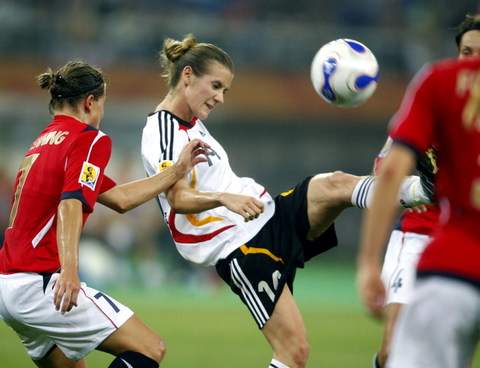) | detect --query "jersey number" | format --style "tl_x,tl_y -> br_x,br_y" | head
258,270 -> 282,302
94,292 -> 120,313
8,153 -> 39,228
